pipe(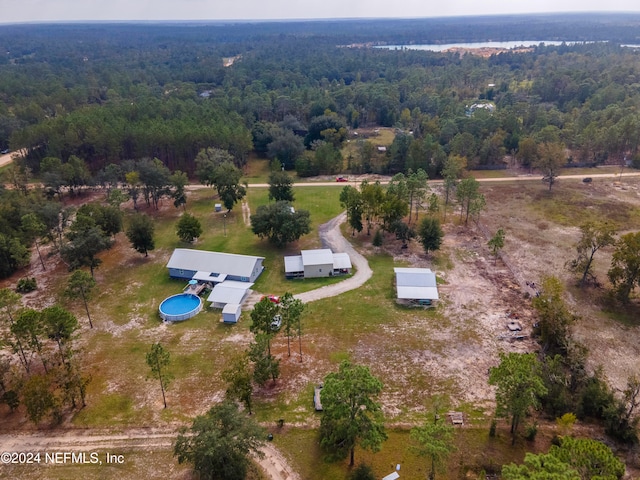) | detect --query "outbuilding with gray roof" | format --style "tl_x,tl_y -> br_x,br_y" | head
394,267 -> 439,304
284,249 -> 352,279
